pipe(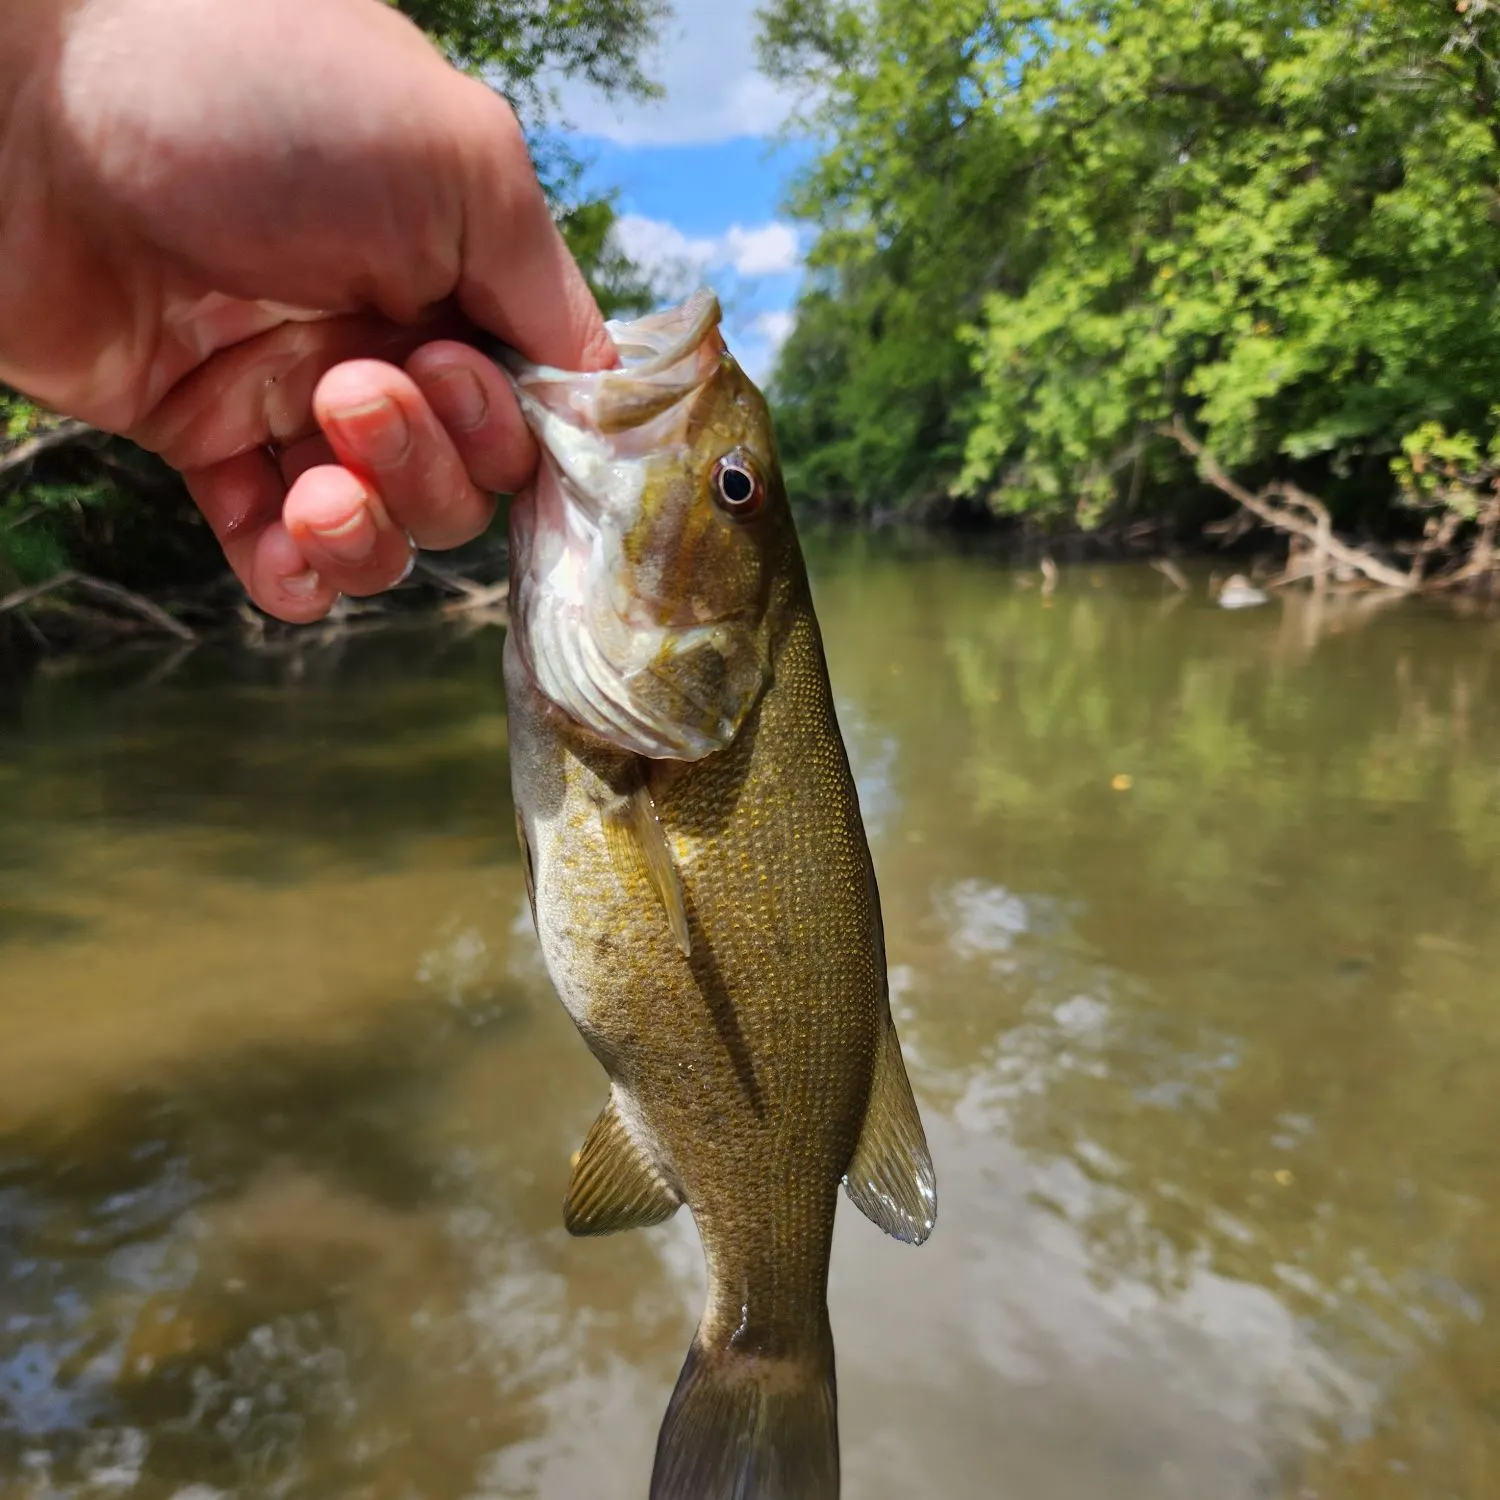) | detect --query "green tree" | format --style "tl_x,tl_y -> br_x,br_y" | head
762,0 -> 1500,530
397,0 -> 664,108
